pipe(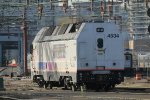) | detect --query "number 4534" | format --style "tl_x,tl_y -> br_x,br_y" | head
107,34 -> 119,38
